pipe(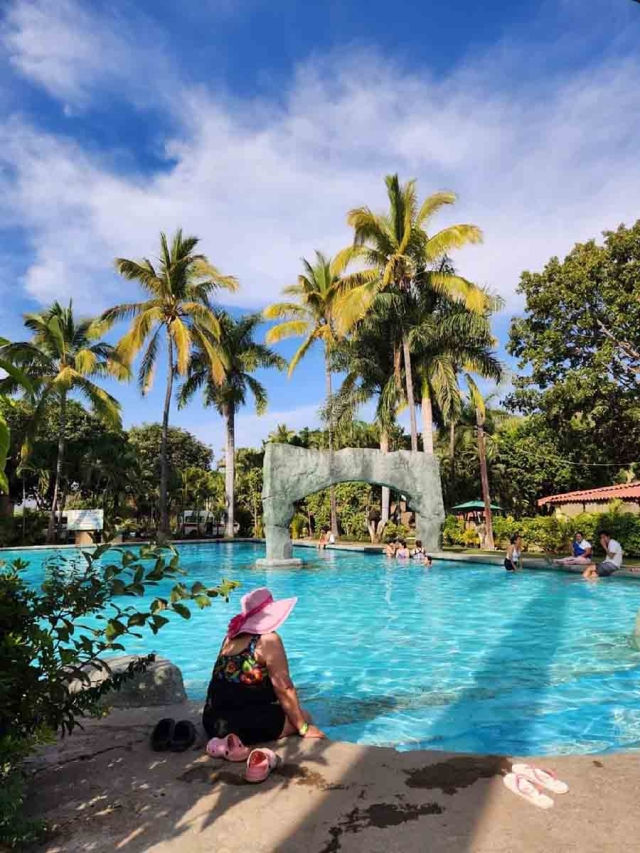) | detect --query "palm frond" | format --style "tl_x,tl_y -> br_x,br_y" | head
263,302 -> 308,321
138,327 -> 161,394
425,225 -> 483,261
265,320 -> 310,345
169,318 -> 192,375
287,336 -> 315,376
245,375 -> 268,415
416,191 -> 457,228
